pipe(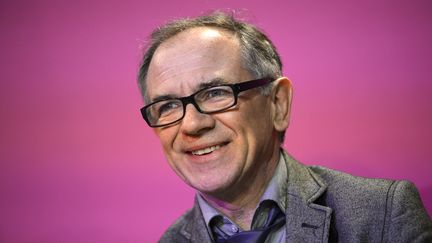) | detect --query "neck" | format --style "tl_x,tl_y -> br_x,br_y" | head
200,146 -> 281,230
